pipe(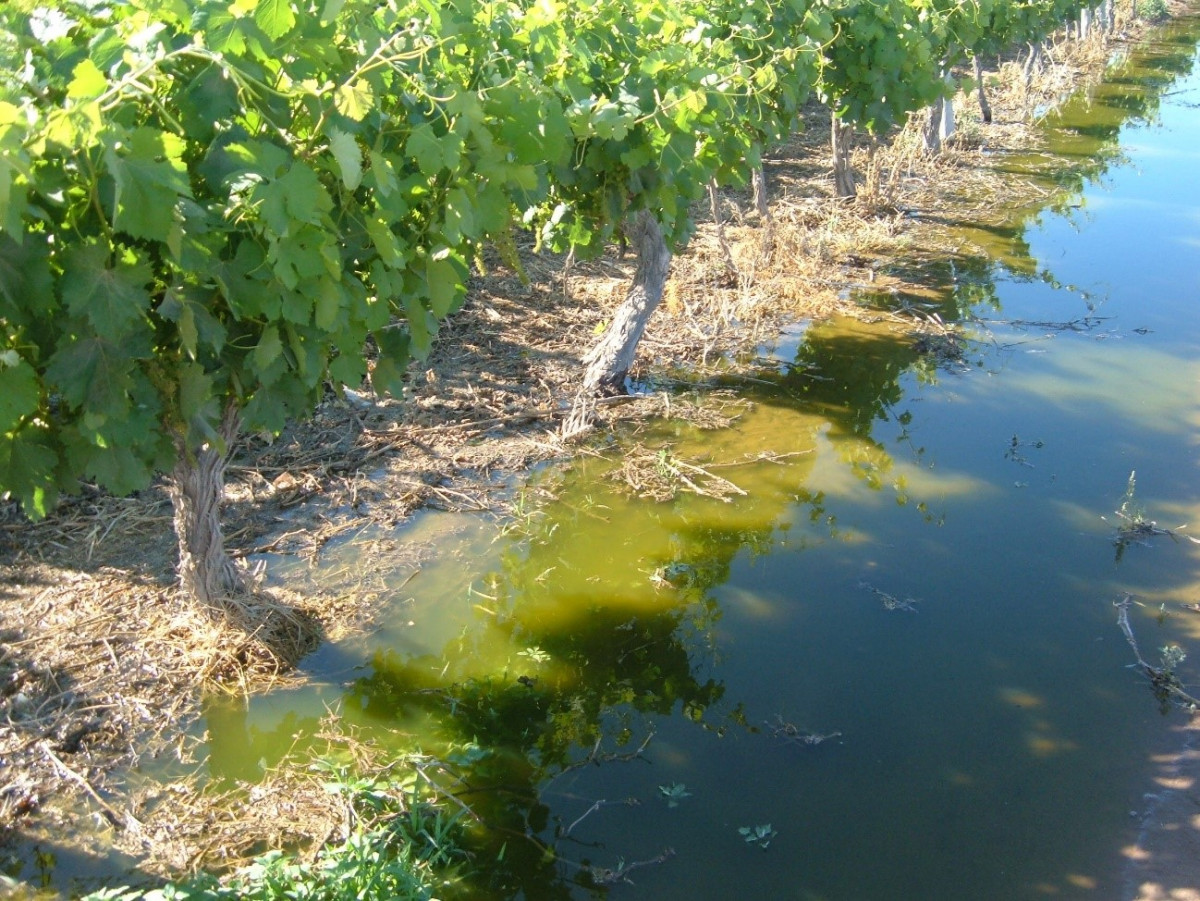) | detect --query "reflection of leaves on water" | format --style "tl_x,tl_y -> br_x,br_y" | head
738,823 -> 777,849
658,782 -> 692,807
